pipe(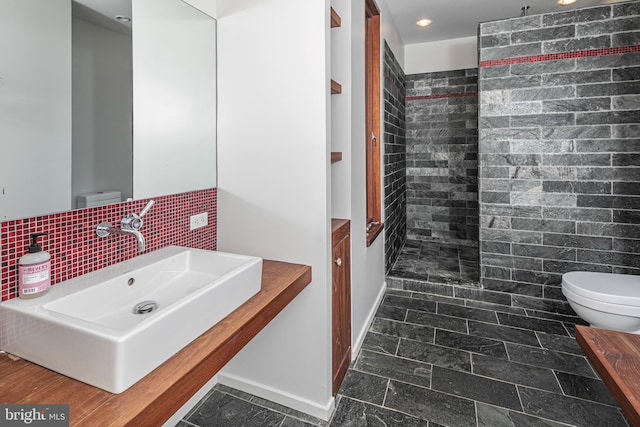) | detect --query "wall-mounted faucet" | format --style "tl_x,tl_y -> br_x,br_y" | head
96,200 -> 154,252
